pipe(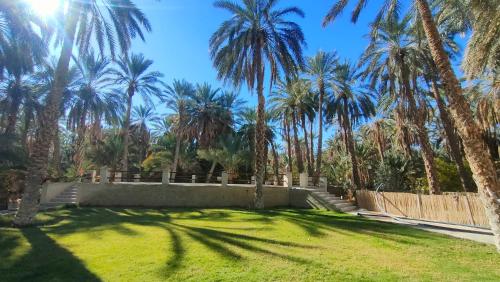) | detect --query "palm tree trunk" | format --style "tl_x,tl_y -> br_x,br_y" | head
342,100 -> 361,190
21,109 -> 32,154
309,118 -> 315,166
206,161 -> 216,183
291,111 -> 304,173
121,94 -> 133,173
4,76 -> 22,135
415,0 -> 500,251
50,125 -> 61,179
284,118 -> 292,172
254,44 -> 265,209
301,115 -> 312,174
270,140 -> 279,184
171,133 -> 181,180
315,80 -> 325,178
14,3 -> 80,226
431,80 -> 474,191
